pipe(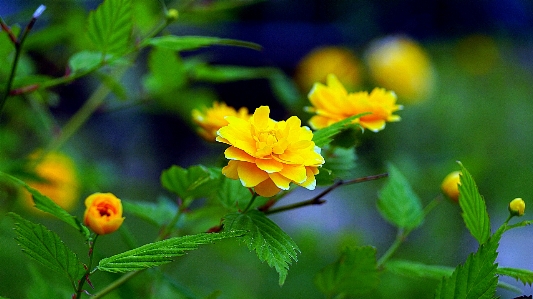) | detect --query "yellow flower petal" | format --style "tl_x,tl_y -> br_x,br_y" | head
254,179 -> 282,197
255,158 -> 284,173
269,172 -> 291,190
279,164 -> 307,184
237,161 -> 269,187
298,167 -> 317,190
225,146 -> 255,163
222,160 -> 240,180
